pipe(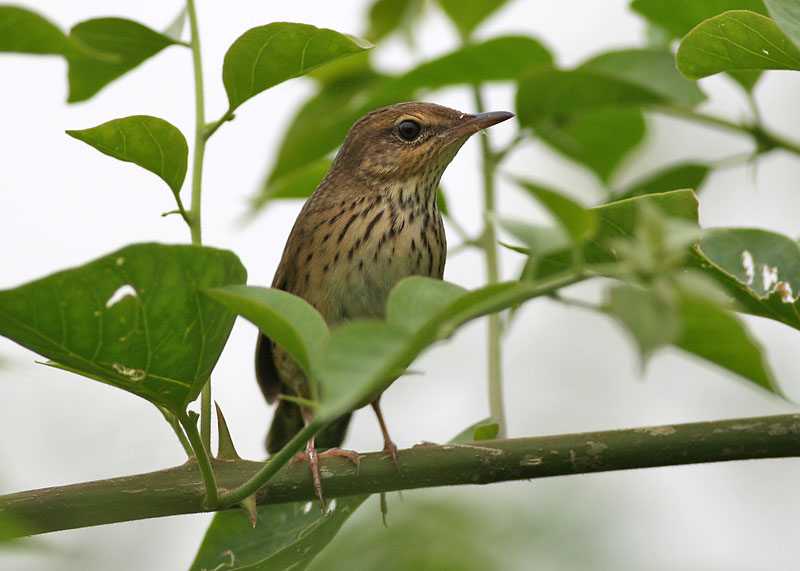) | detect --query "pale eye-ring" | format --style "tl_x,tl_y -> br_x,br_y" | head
397,119 -> 422,141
